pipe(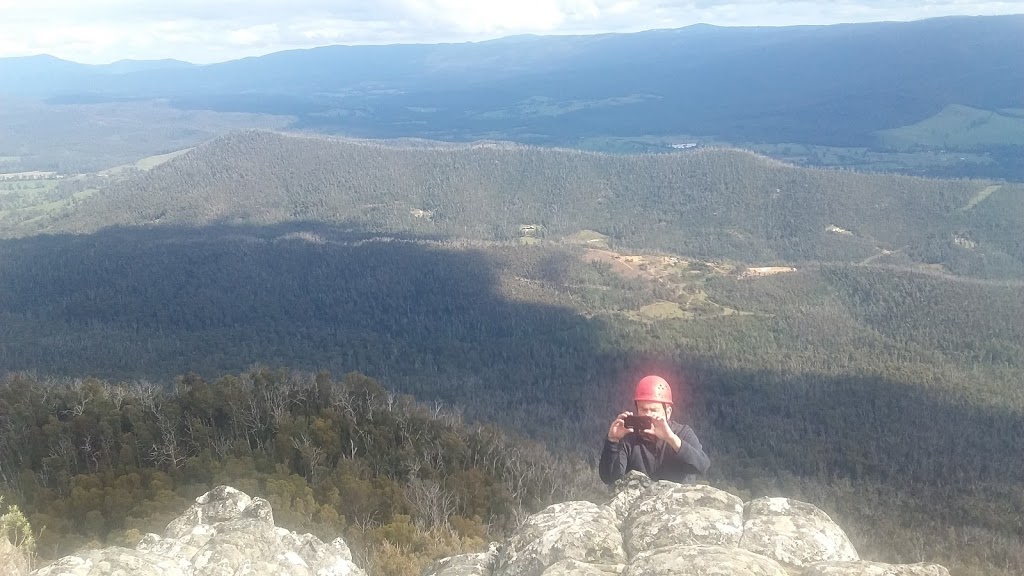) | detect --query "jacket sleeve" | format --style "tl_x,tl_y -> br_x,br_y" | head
668,426 -> 711,475
599,438 -> 629,485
